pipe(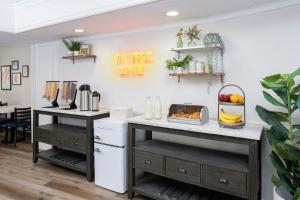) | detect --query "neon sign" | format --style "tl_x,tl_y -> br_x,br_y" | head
114,52 -> 154,76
